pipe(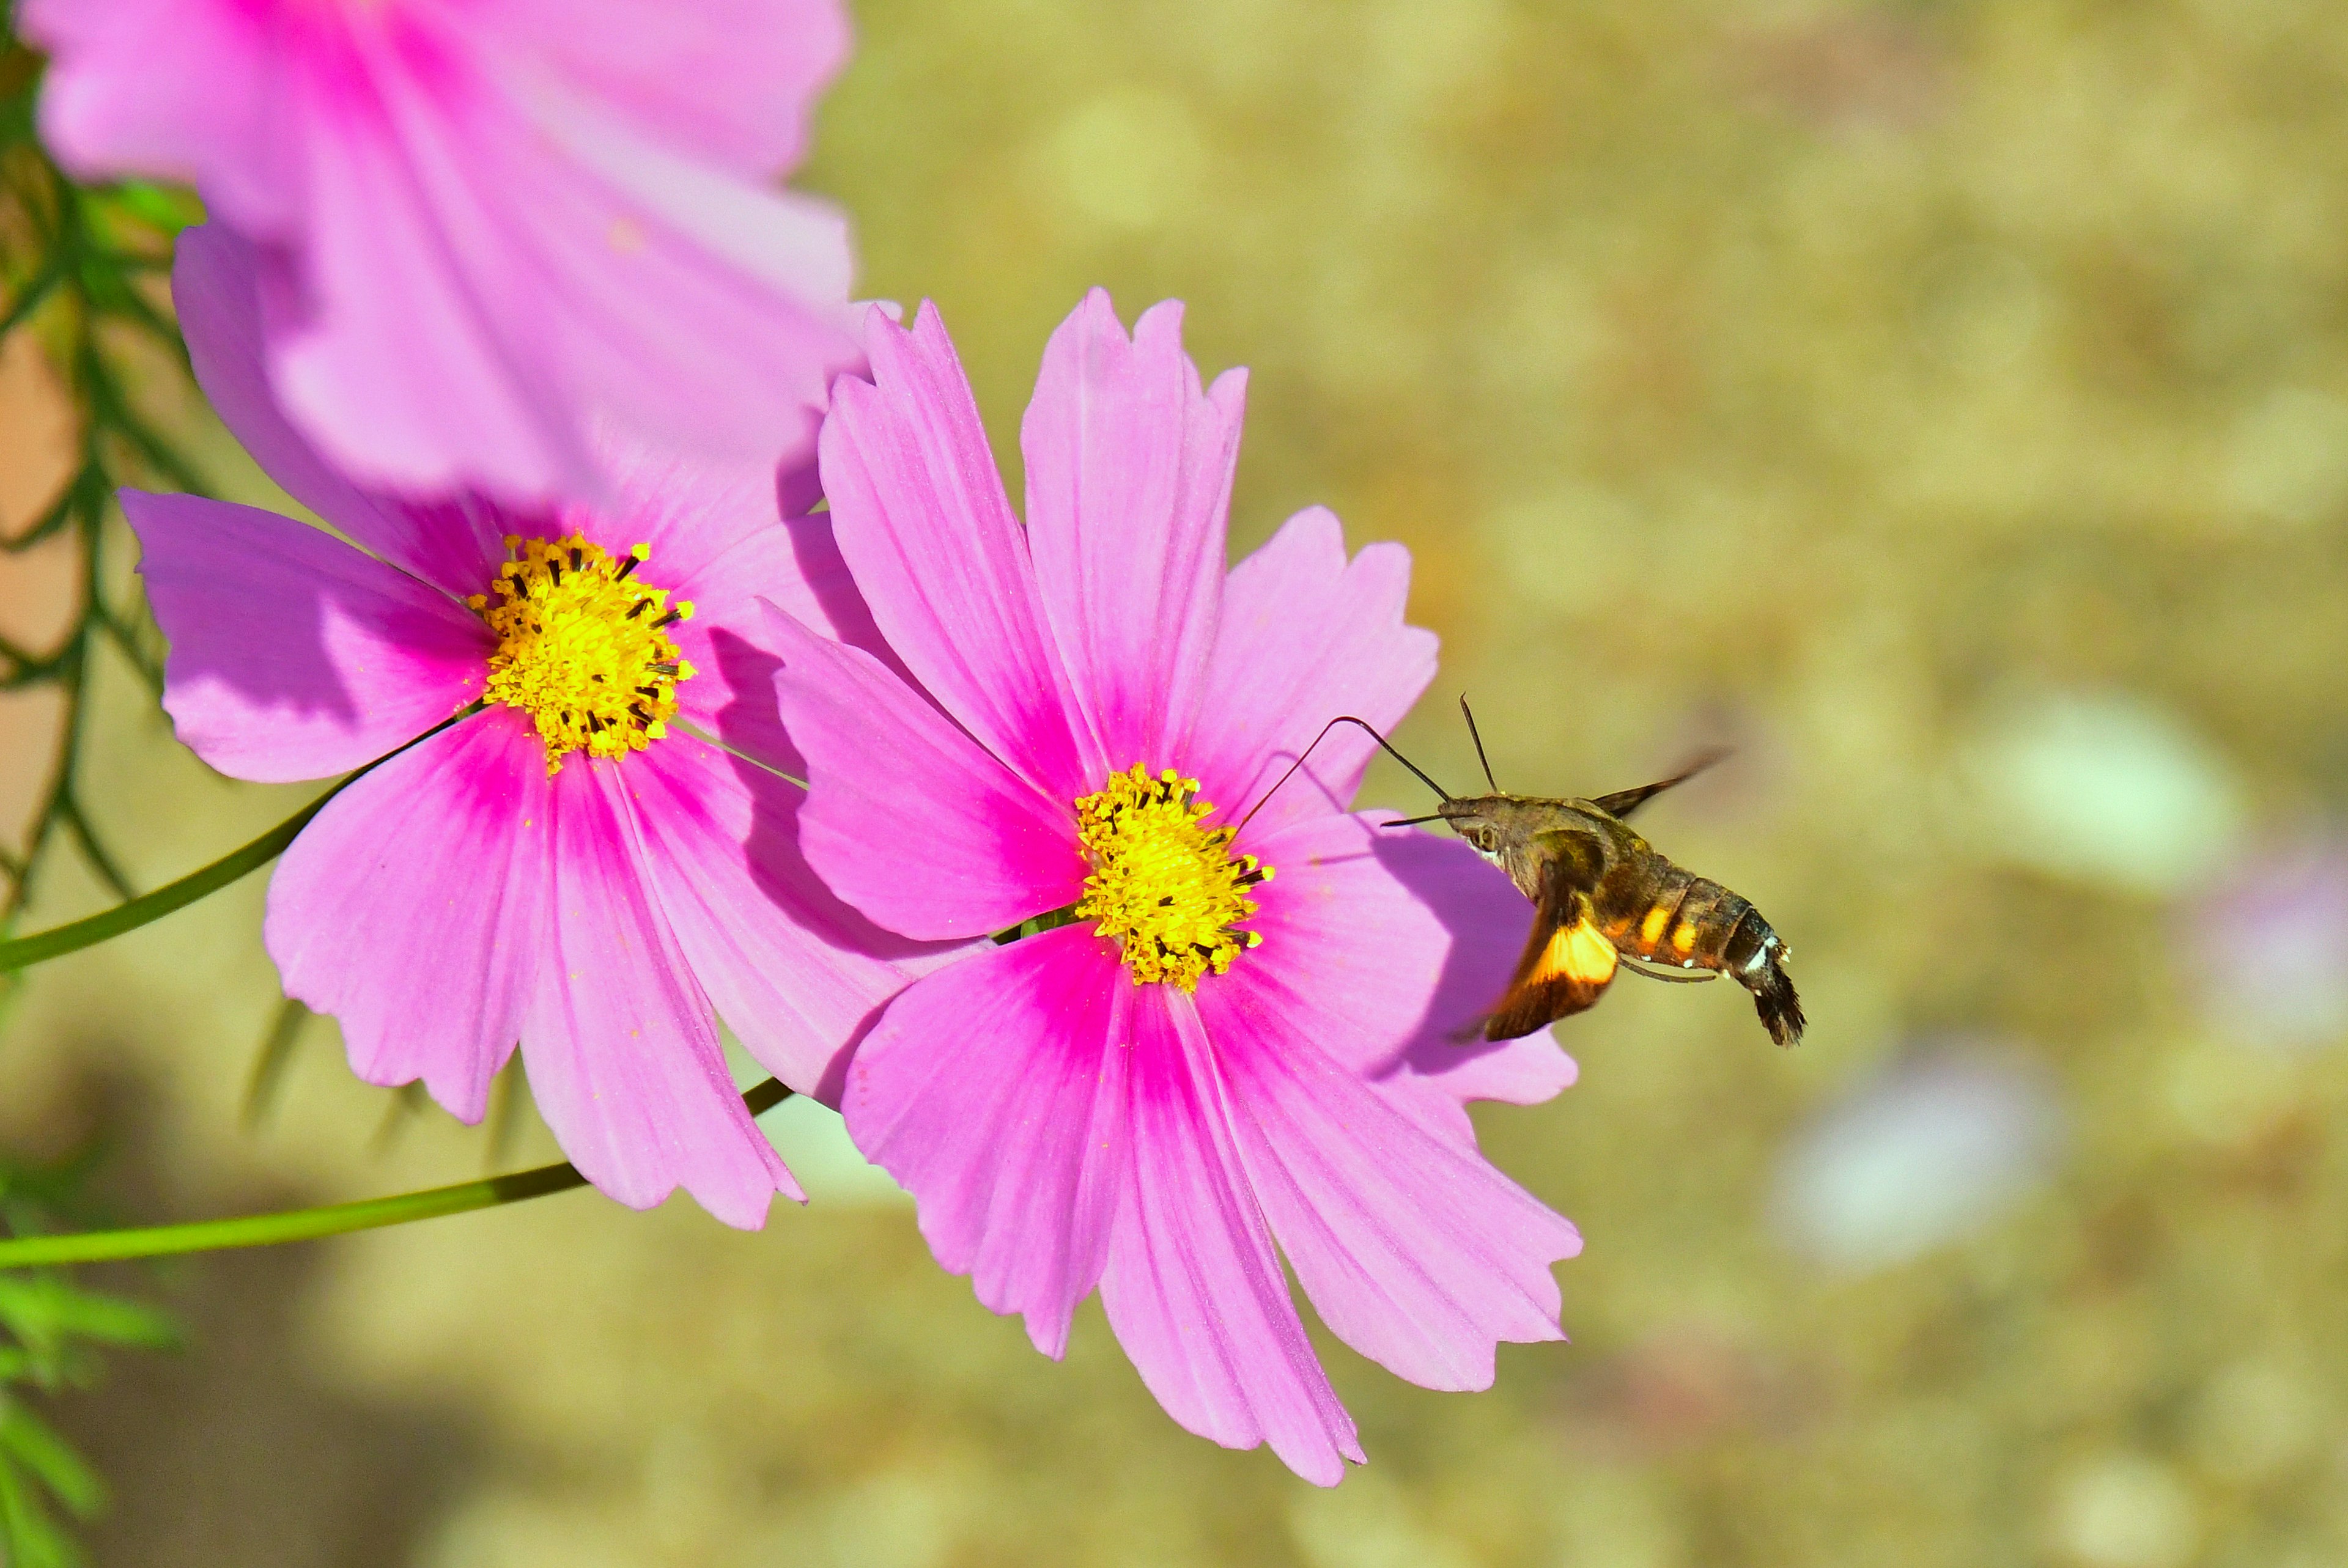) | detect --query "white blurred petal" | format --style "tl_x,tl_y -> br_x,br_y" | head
1959,690 -> 2246,894
1773,1044 -> 2063,1272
